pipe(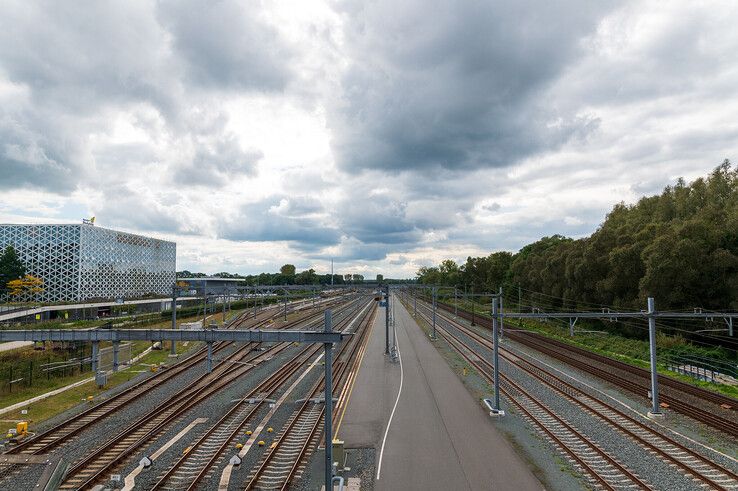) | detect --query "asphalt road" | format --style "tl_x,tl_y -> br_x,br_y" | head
337,294 -> 545,491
